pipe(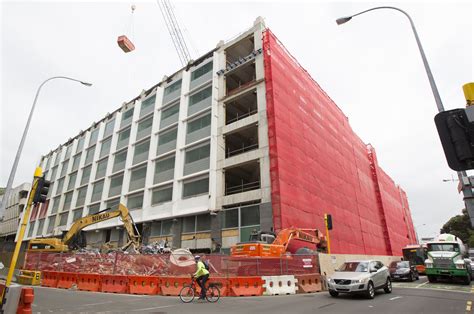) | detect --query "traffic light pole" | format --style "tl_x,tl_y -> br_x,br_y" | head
0,167 -> 42,312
